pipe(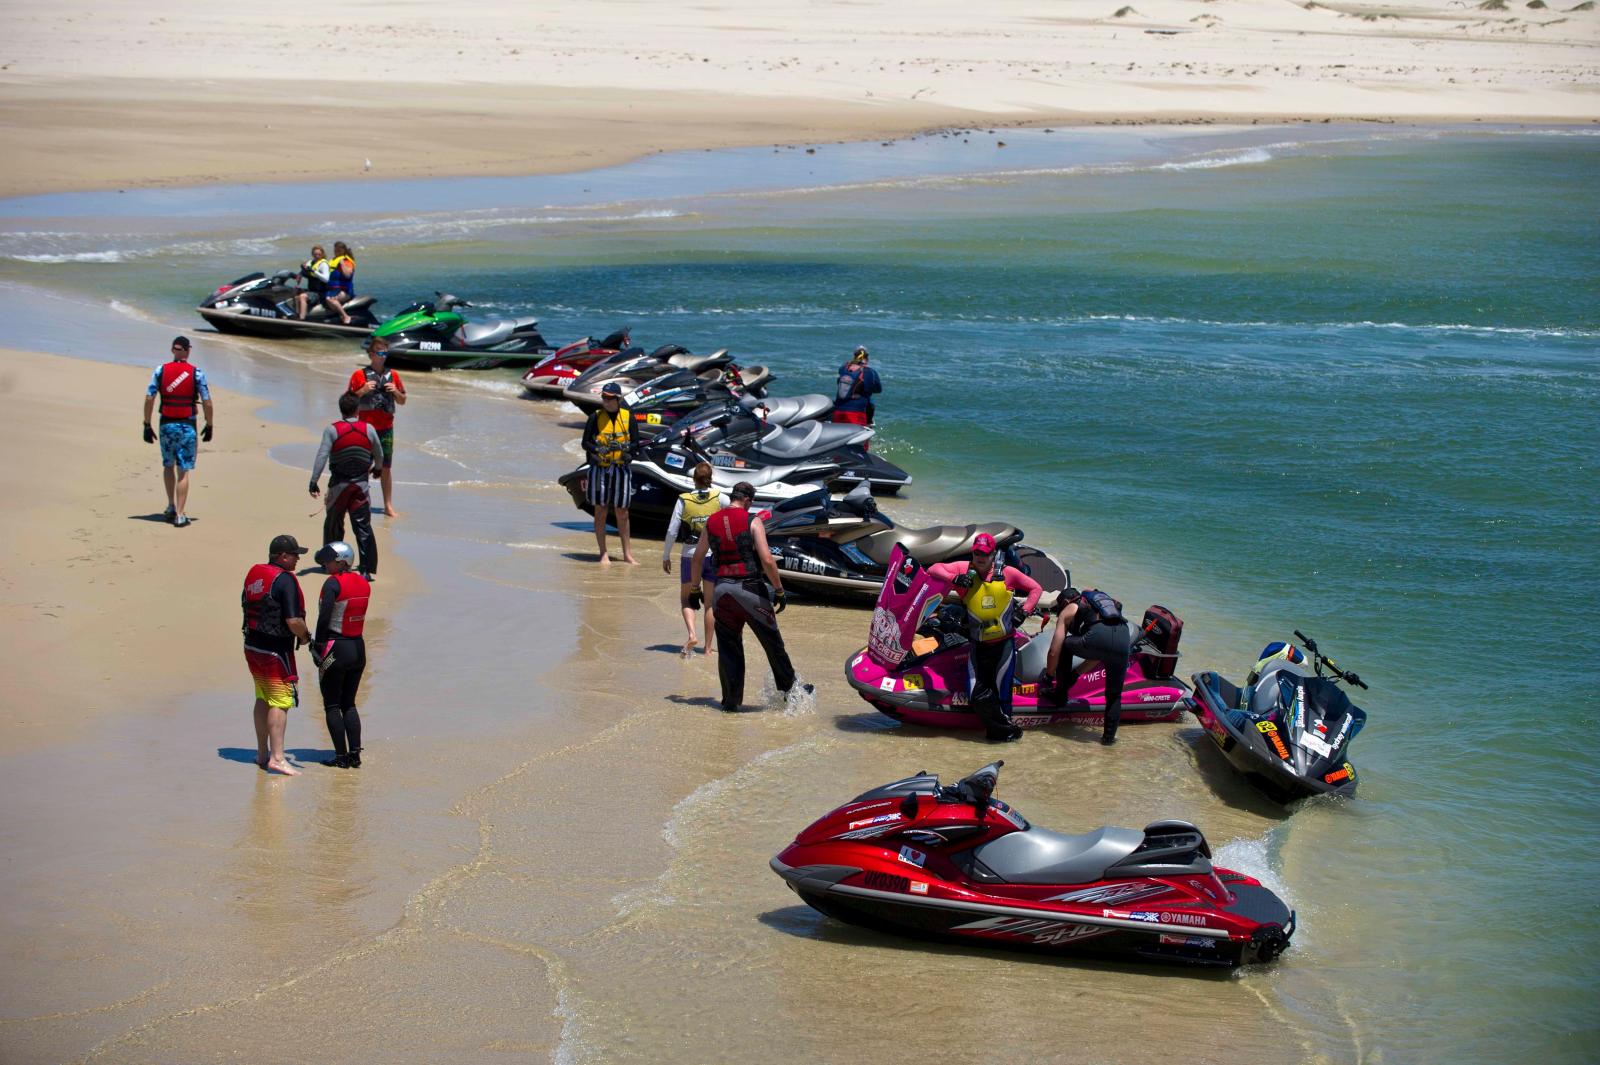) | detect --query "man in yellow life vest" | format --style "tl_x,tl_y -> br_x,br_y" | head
580,381 -> 639,565
662,461 -> 722,656
929,533 -> 1042,742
